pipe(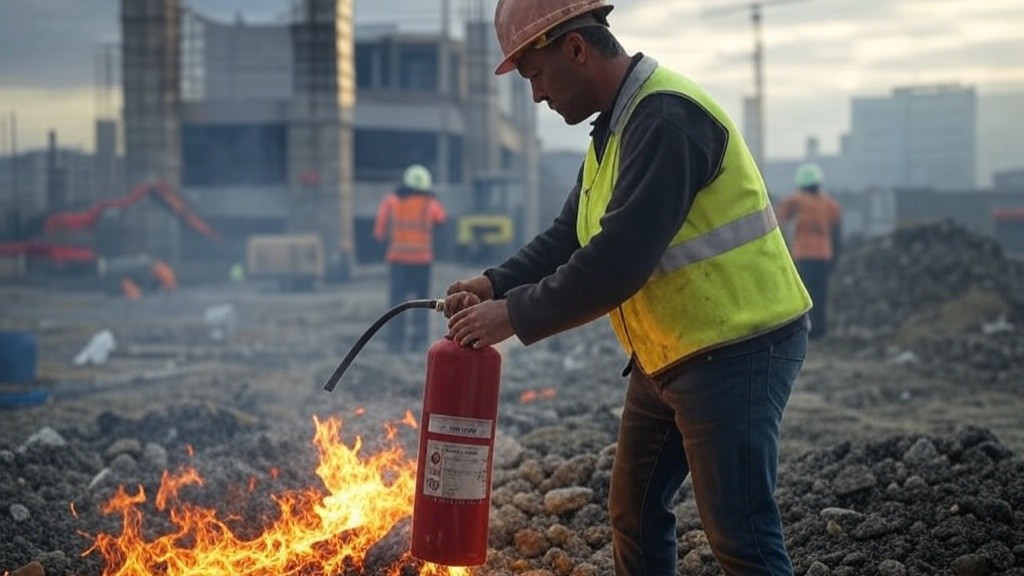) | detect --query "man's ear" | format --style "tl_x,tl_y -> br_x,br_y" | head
566,33 -> 586,62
